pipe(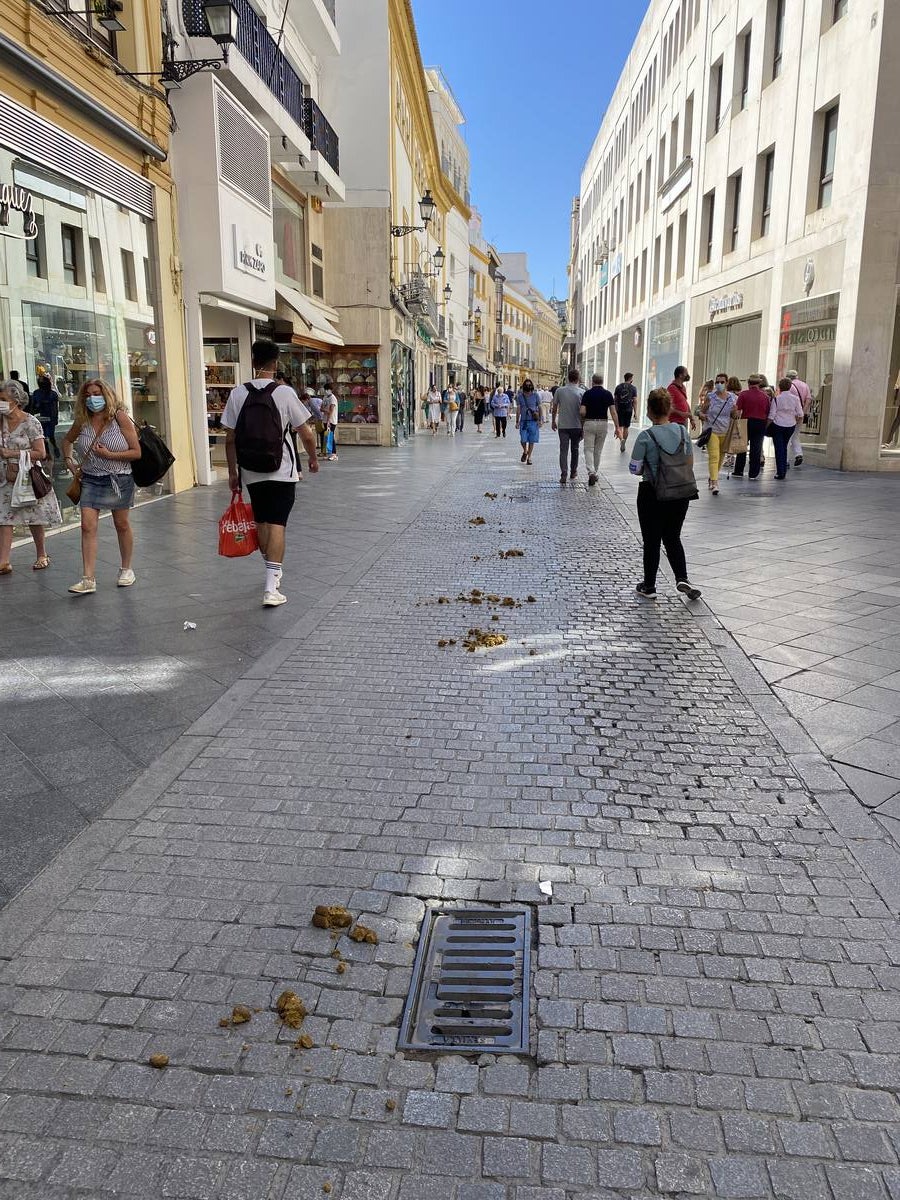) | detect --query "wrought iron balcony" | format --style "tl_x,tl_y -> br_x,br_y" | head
182,0 -> 339,174
401,270 -> 439,332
